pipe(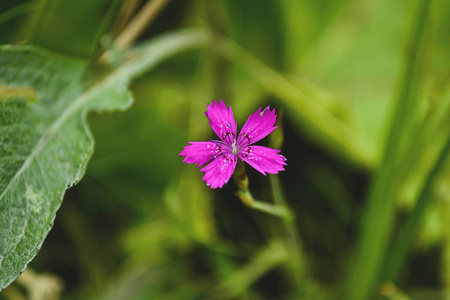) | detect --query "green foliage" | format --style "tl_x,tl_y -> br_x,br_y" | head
0,46 -> 96,289
1,0 -> 450,299
345,0 -> 435,298
0,29 -> 208,290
